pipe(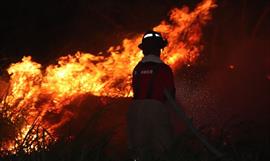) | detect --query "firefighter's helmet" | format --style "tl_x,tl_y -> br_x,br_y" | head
138,30 -> 168,50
